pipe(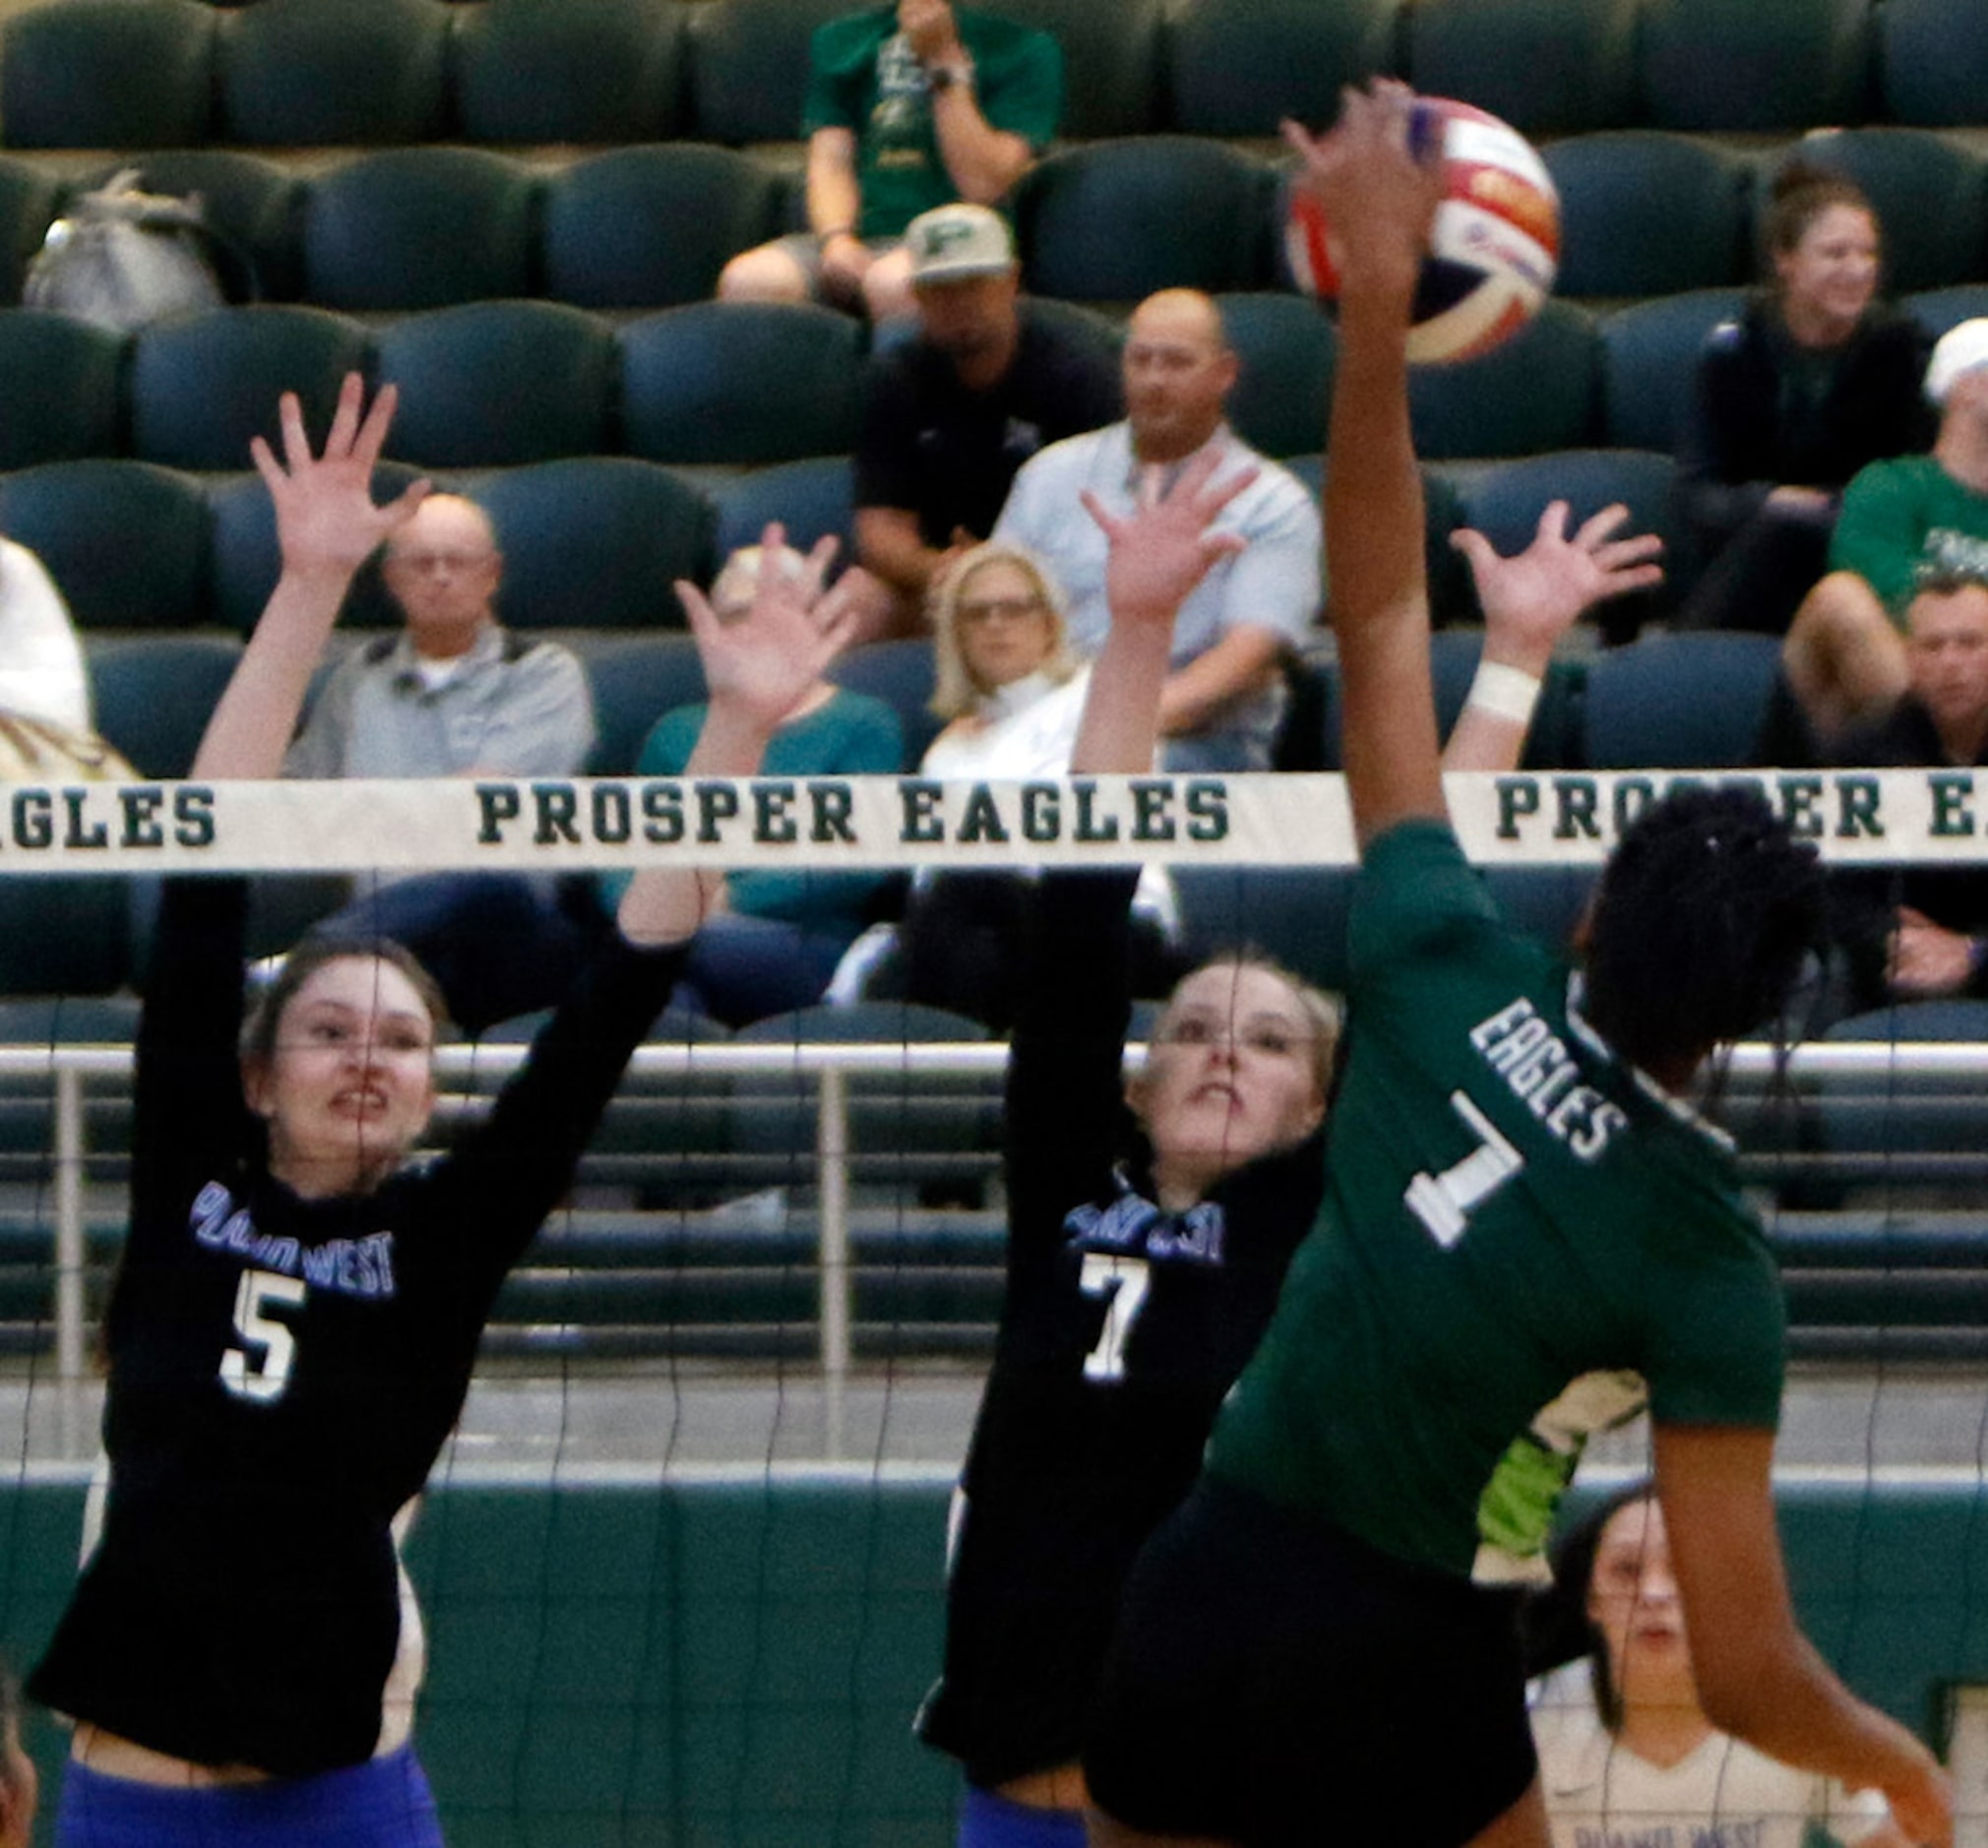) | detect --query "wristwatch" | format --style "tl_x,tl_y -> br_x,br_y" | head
927,58 -> 974,93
